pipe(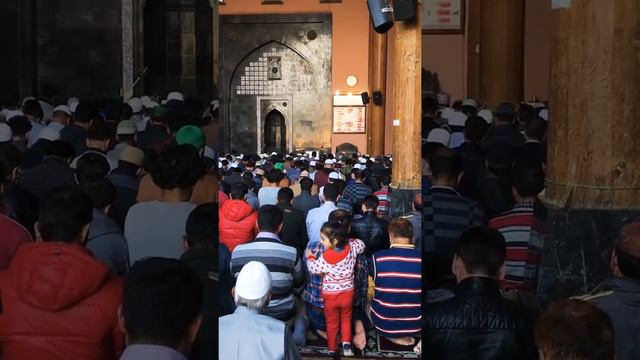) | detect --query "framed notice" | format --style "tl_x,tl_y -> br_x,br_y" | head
422,0 -> 465,34
333,106 -> 366,134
